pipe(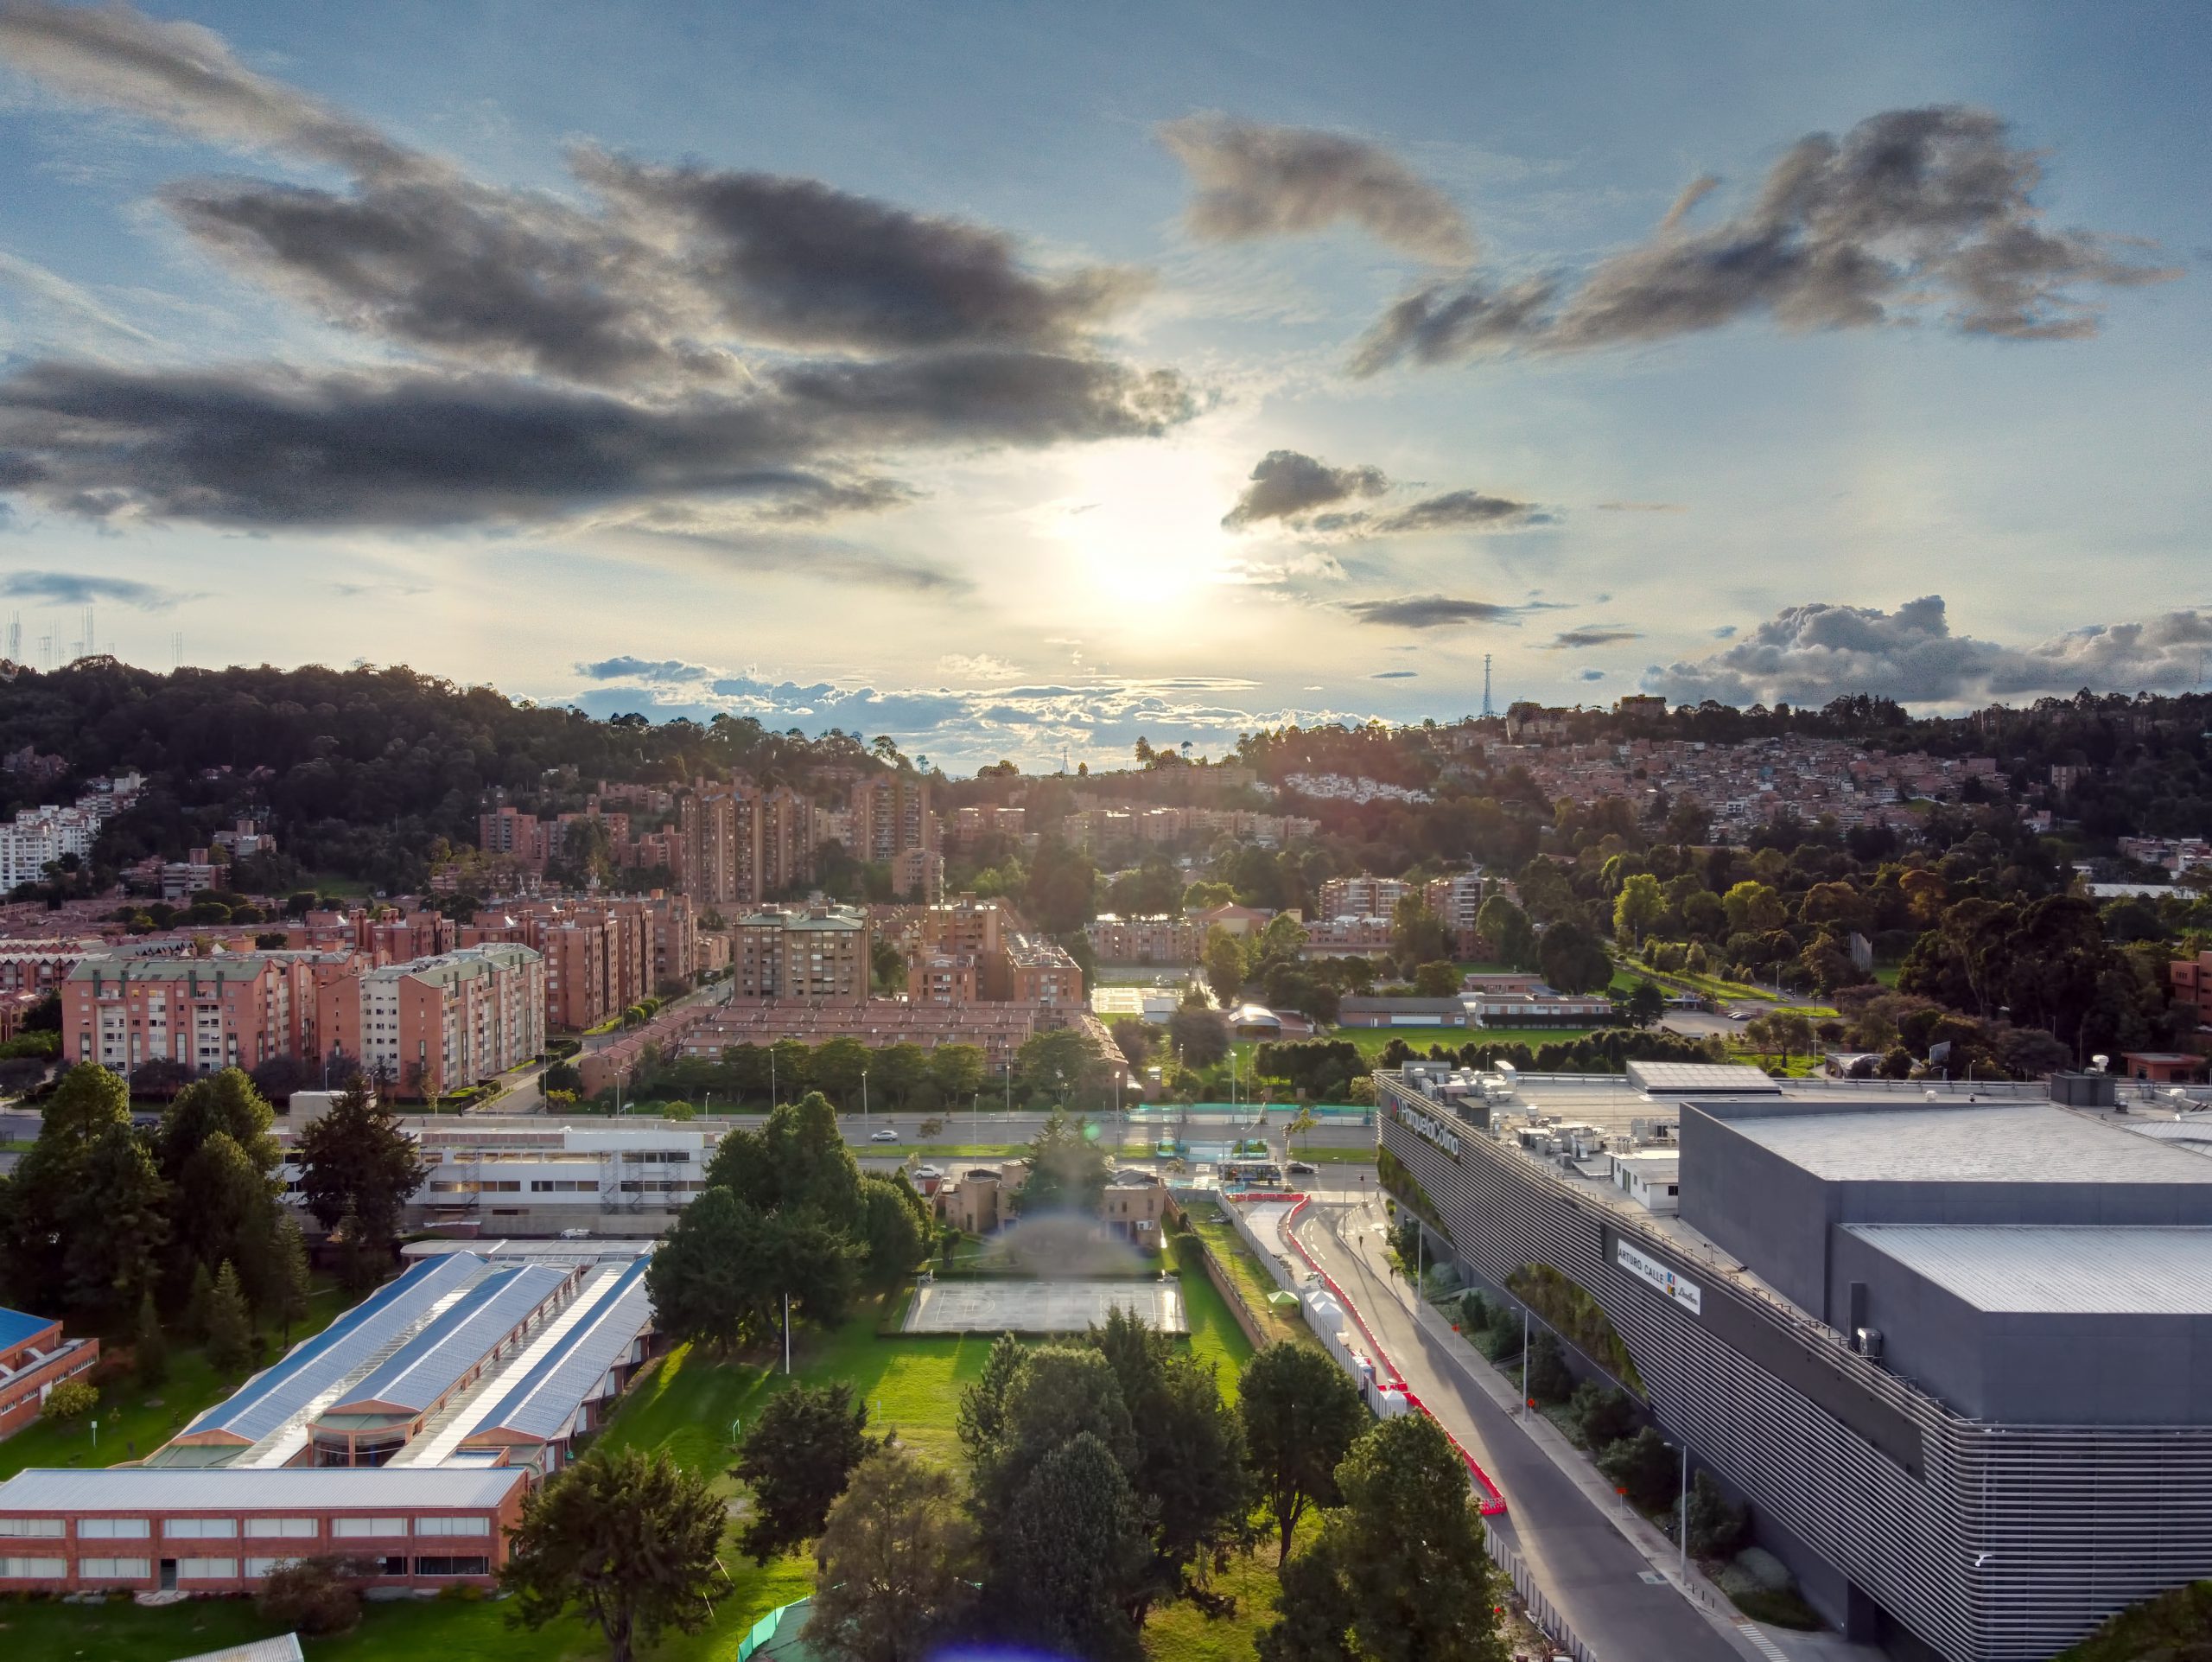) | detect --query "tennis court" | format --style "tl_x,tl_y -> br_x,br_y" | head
902,1278 -> 1187,1335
